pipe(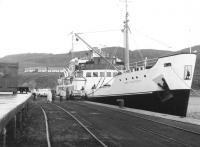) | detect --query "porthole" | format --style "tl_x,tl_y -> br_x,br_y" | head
144,75 -> 146,77
136,76 -> 138,79
119,79 -> 121,81
126,78 -> 127,80
132,77 -> 134,79
164,63 -> 171,67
